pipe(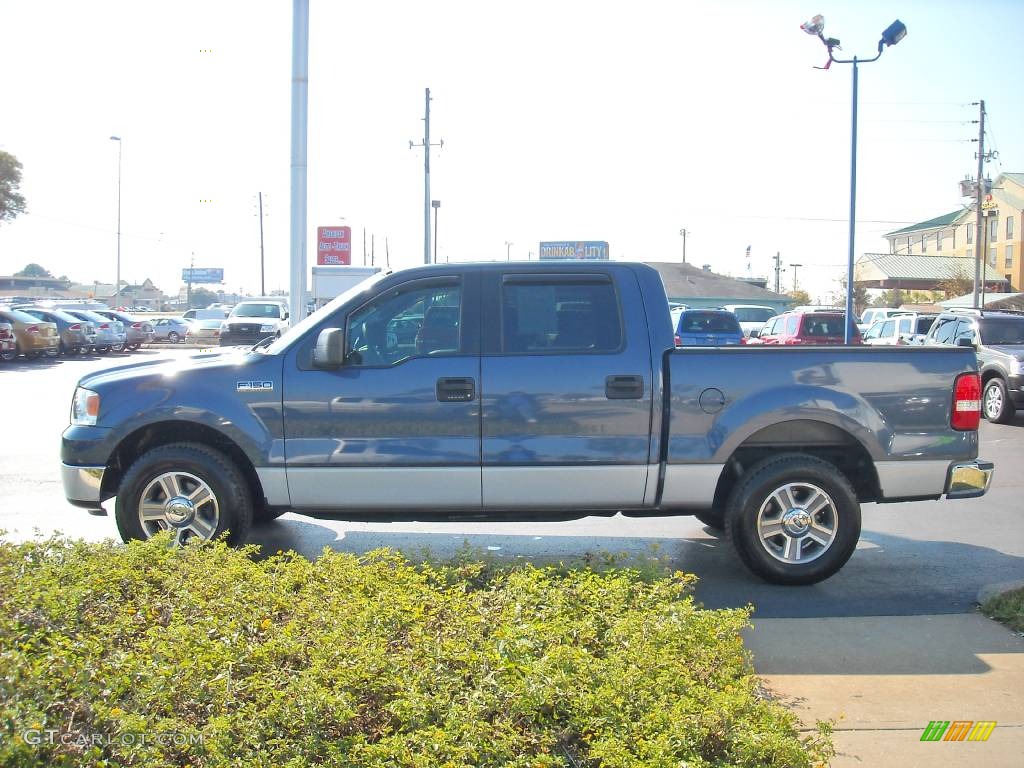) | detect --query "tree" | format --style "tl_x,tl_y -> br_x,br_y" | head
835,277 -> 871,316
189,287 -> 218,309
14,263 -> 52,278
787,289 -> 811,306
936,266 -> 973,300
872,288 -> 904,307
0,151 -> 27,224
